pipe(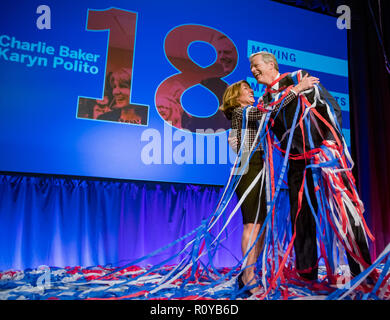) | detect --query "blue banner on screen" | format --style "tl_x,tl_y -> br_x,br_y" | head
0,0 -> 349,185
